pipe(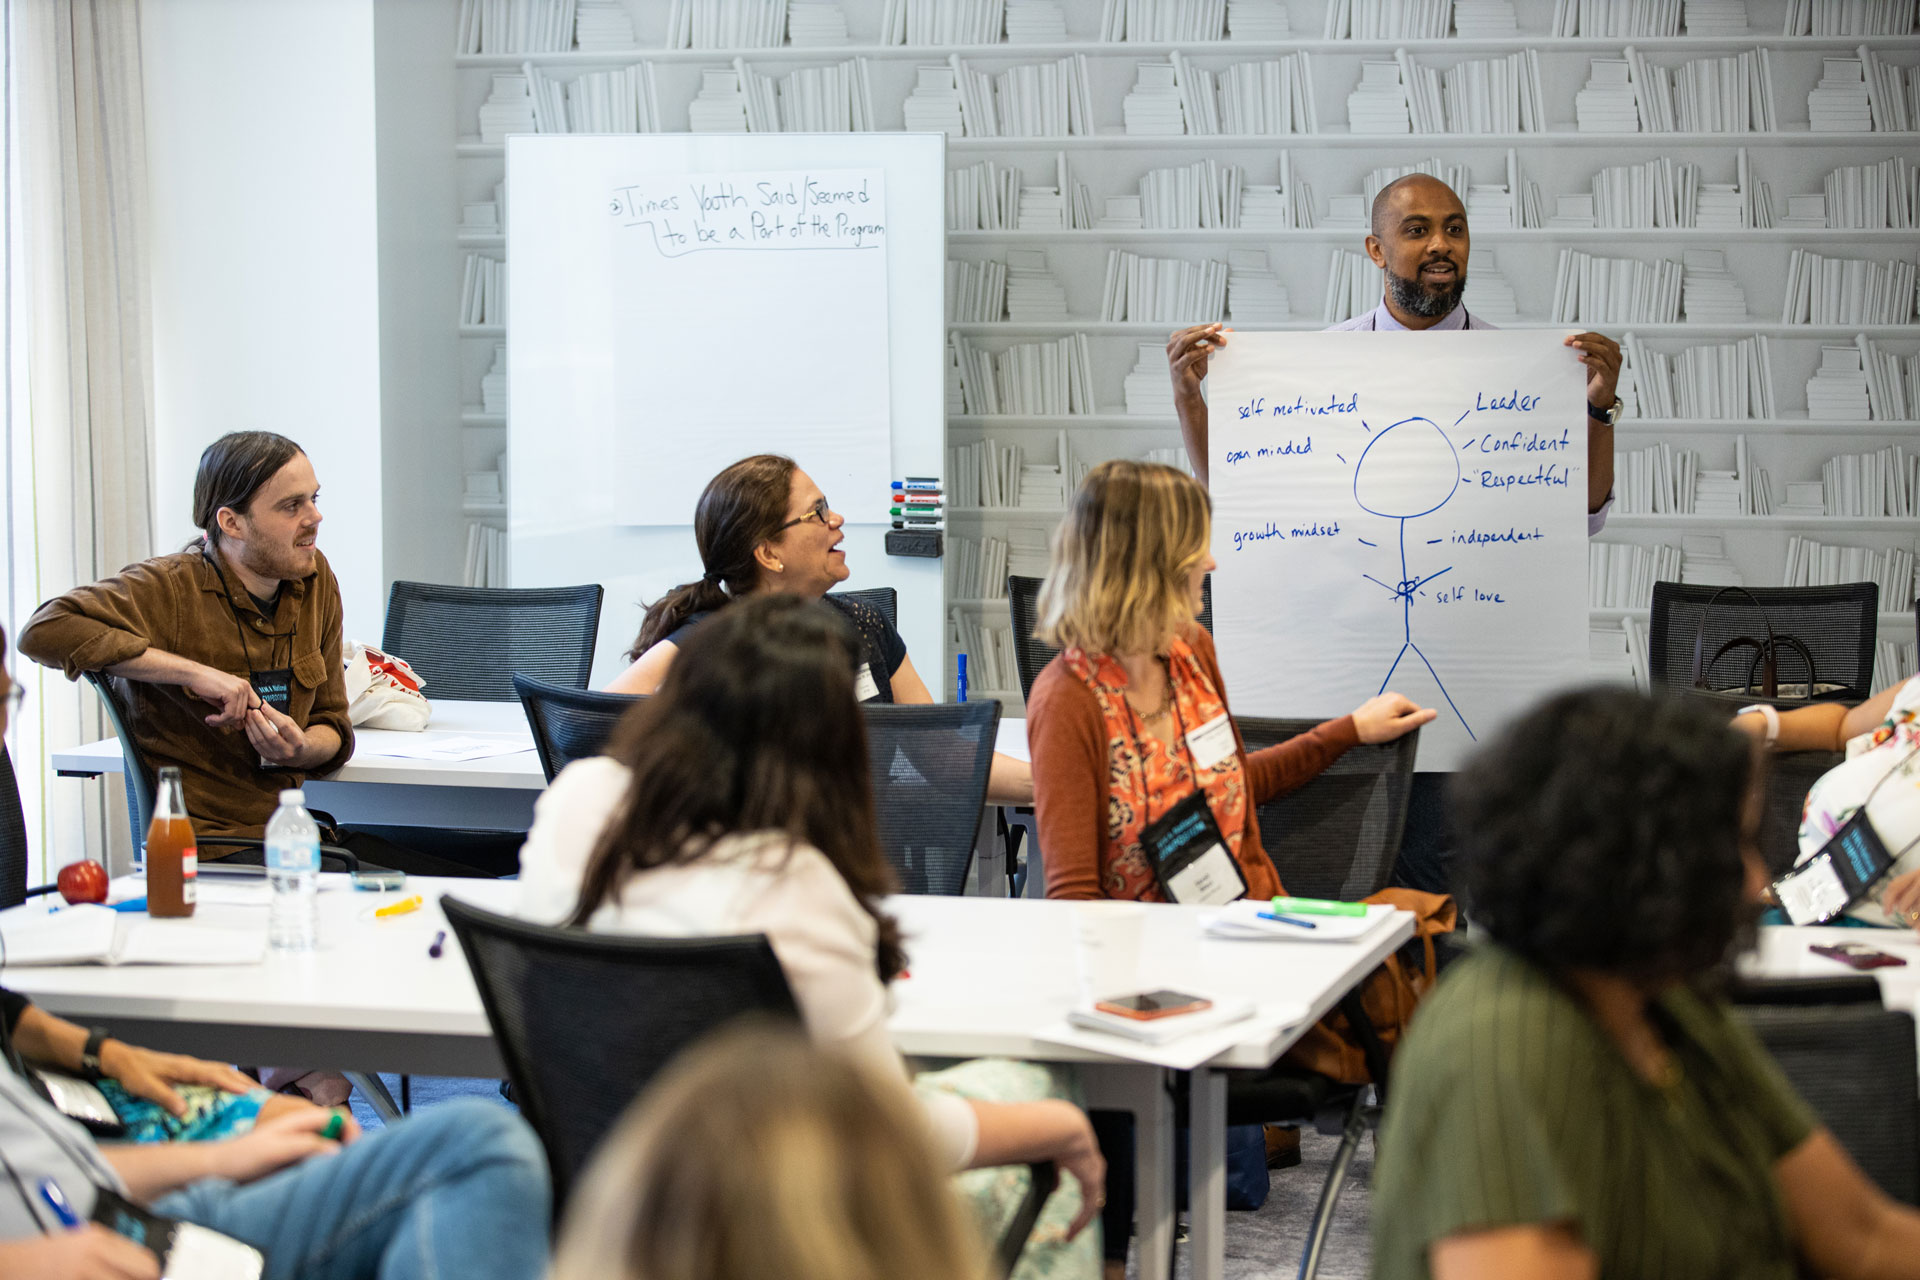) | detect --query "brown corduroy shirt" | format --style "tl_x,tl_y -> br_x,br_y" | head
20,545 -> 354,840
